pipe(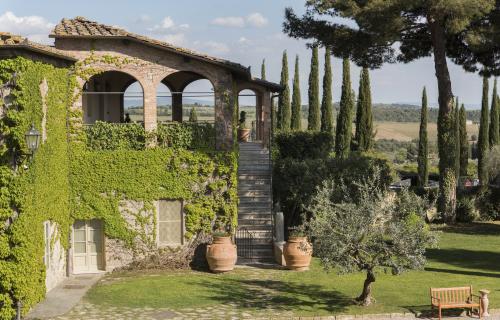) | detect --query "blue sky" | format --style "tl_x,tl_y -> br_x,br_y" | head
0,0 -> 494,108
